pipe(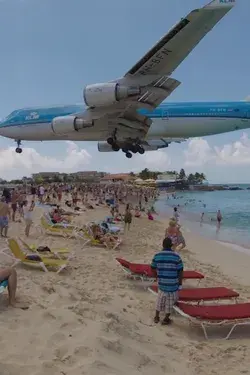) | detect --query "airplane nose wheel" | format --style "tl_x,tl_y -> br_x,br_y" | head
15,140 -> 22,153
